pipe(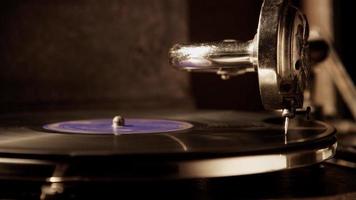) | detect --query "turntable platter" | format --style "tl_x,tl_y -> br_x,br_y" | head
0,110 -> 336,180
